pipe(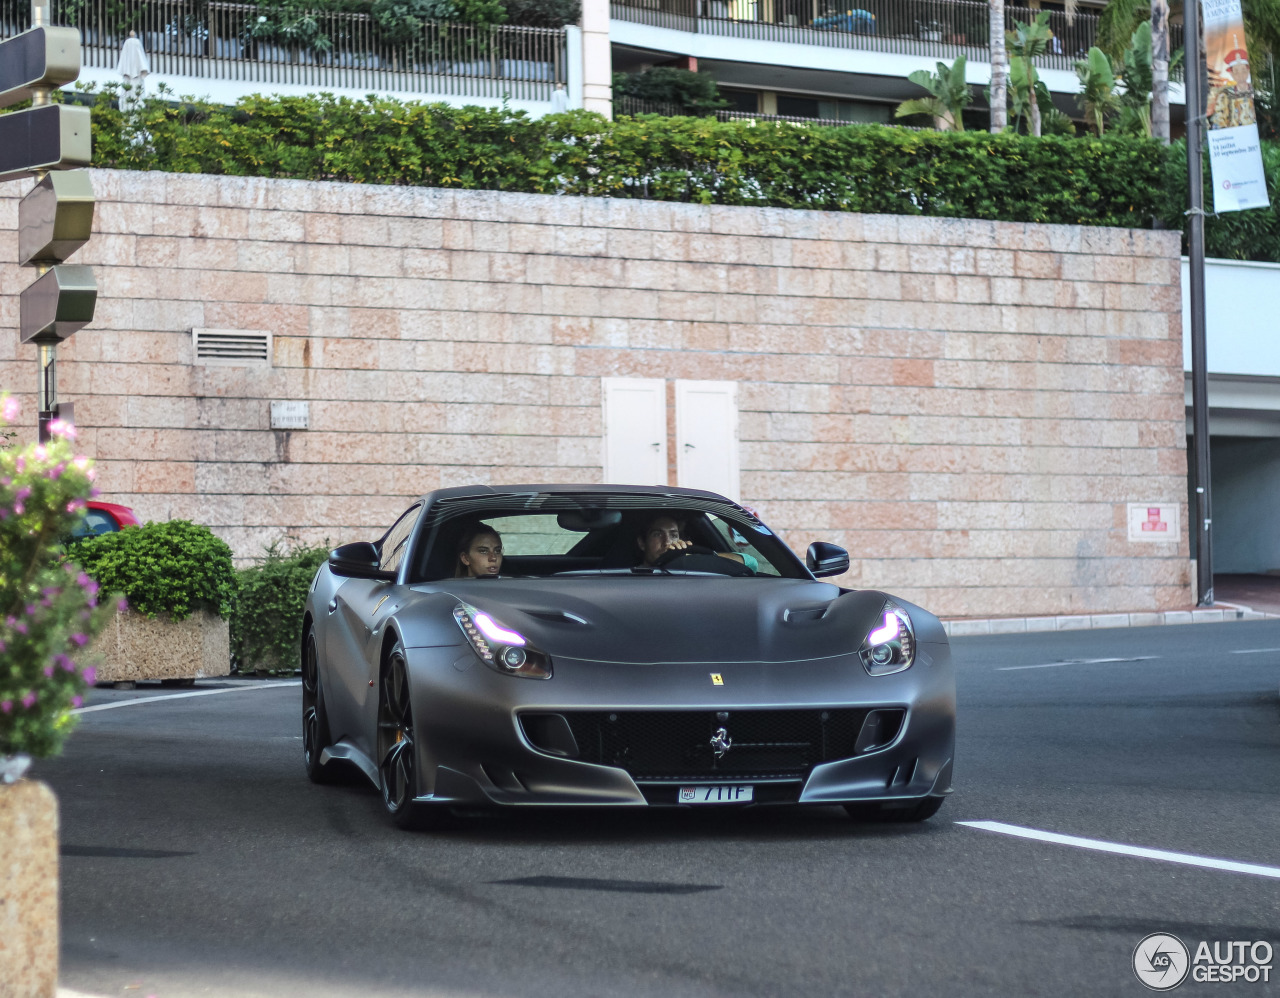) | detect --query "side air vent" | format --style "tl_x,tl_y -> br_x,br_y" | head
783,605 -> 829,624
523,609 -> 589,626
192,328 -> 272,366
